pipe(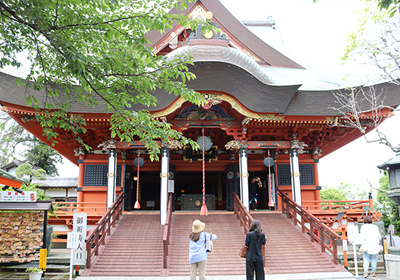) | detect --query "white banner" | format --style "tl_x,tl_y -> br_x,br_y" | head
72,213 -> 87,265
0,191 -> 37,202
